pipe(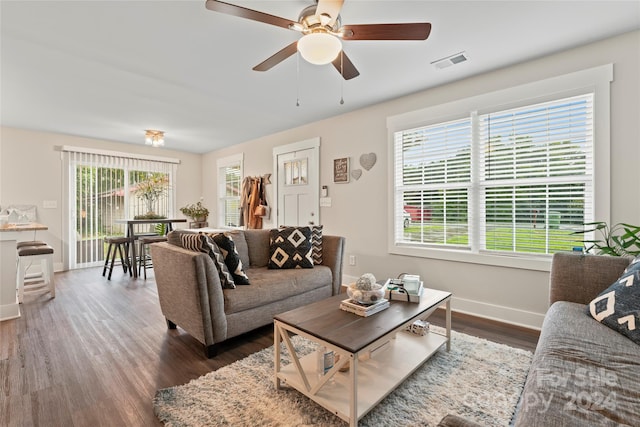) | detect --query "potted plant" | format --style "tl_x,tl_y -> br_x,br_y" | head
134,174 -> 168,219
180,199 -> 209,222
574,221 -> 640,256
